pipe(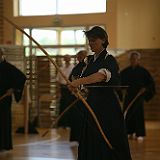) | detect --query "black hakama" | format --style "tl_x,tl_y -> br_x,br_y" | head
0,60 -> 26,150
